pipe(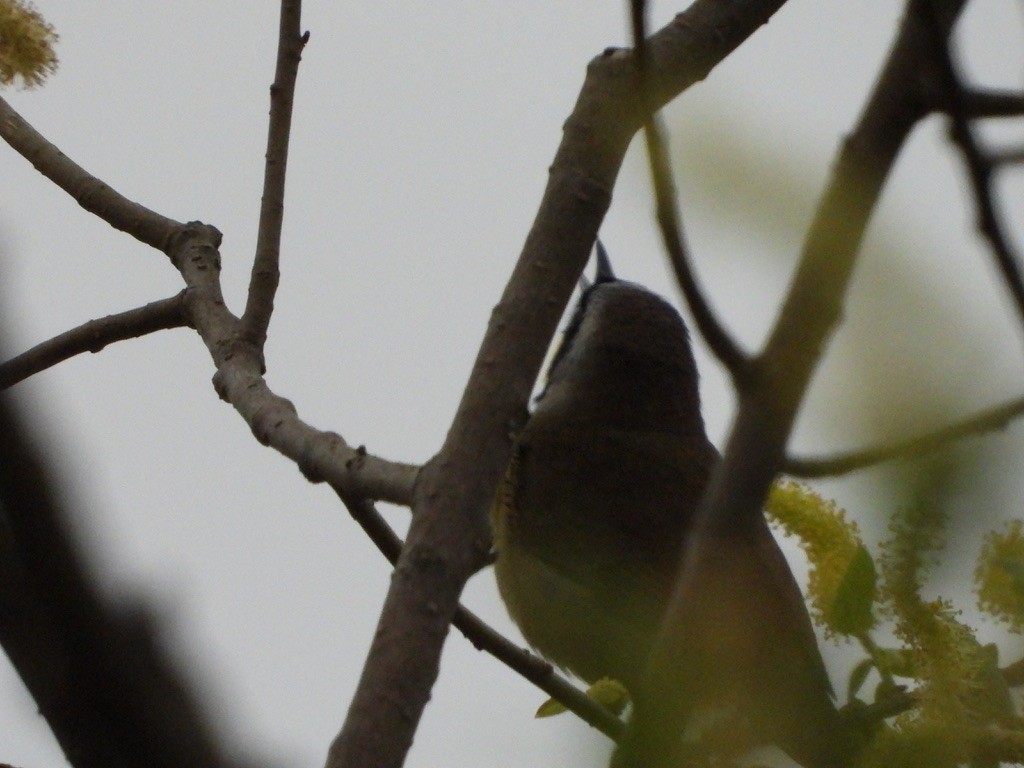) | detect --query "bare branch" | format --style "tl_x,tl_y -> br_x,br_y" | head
167,223 -> 419,505
629,0 -> 750,380
0,96 -> 181,252
616,2 -> 969,766
0,292 -> 189,390
784,395 -> 1024,477
325,2 -> 797,767
922,1 -> 1024,334
1,88 -> 415,503
2,105 -> 414,505
334,489 -> 625,740
241,0 -> 309,351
